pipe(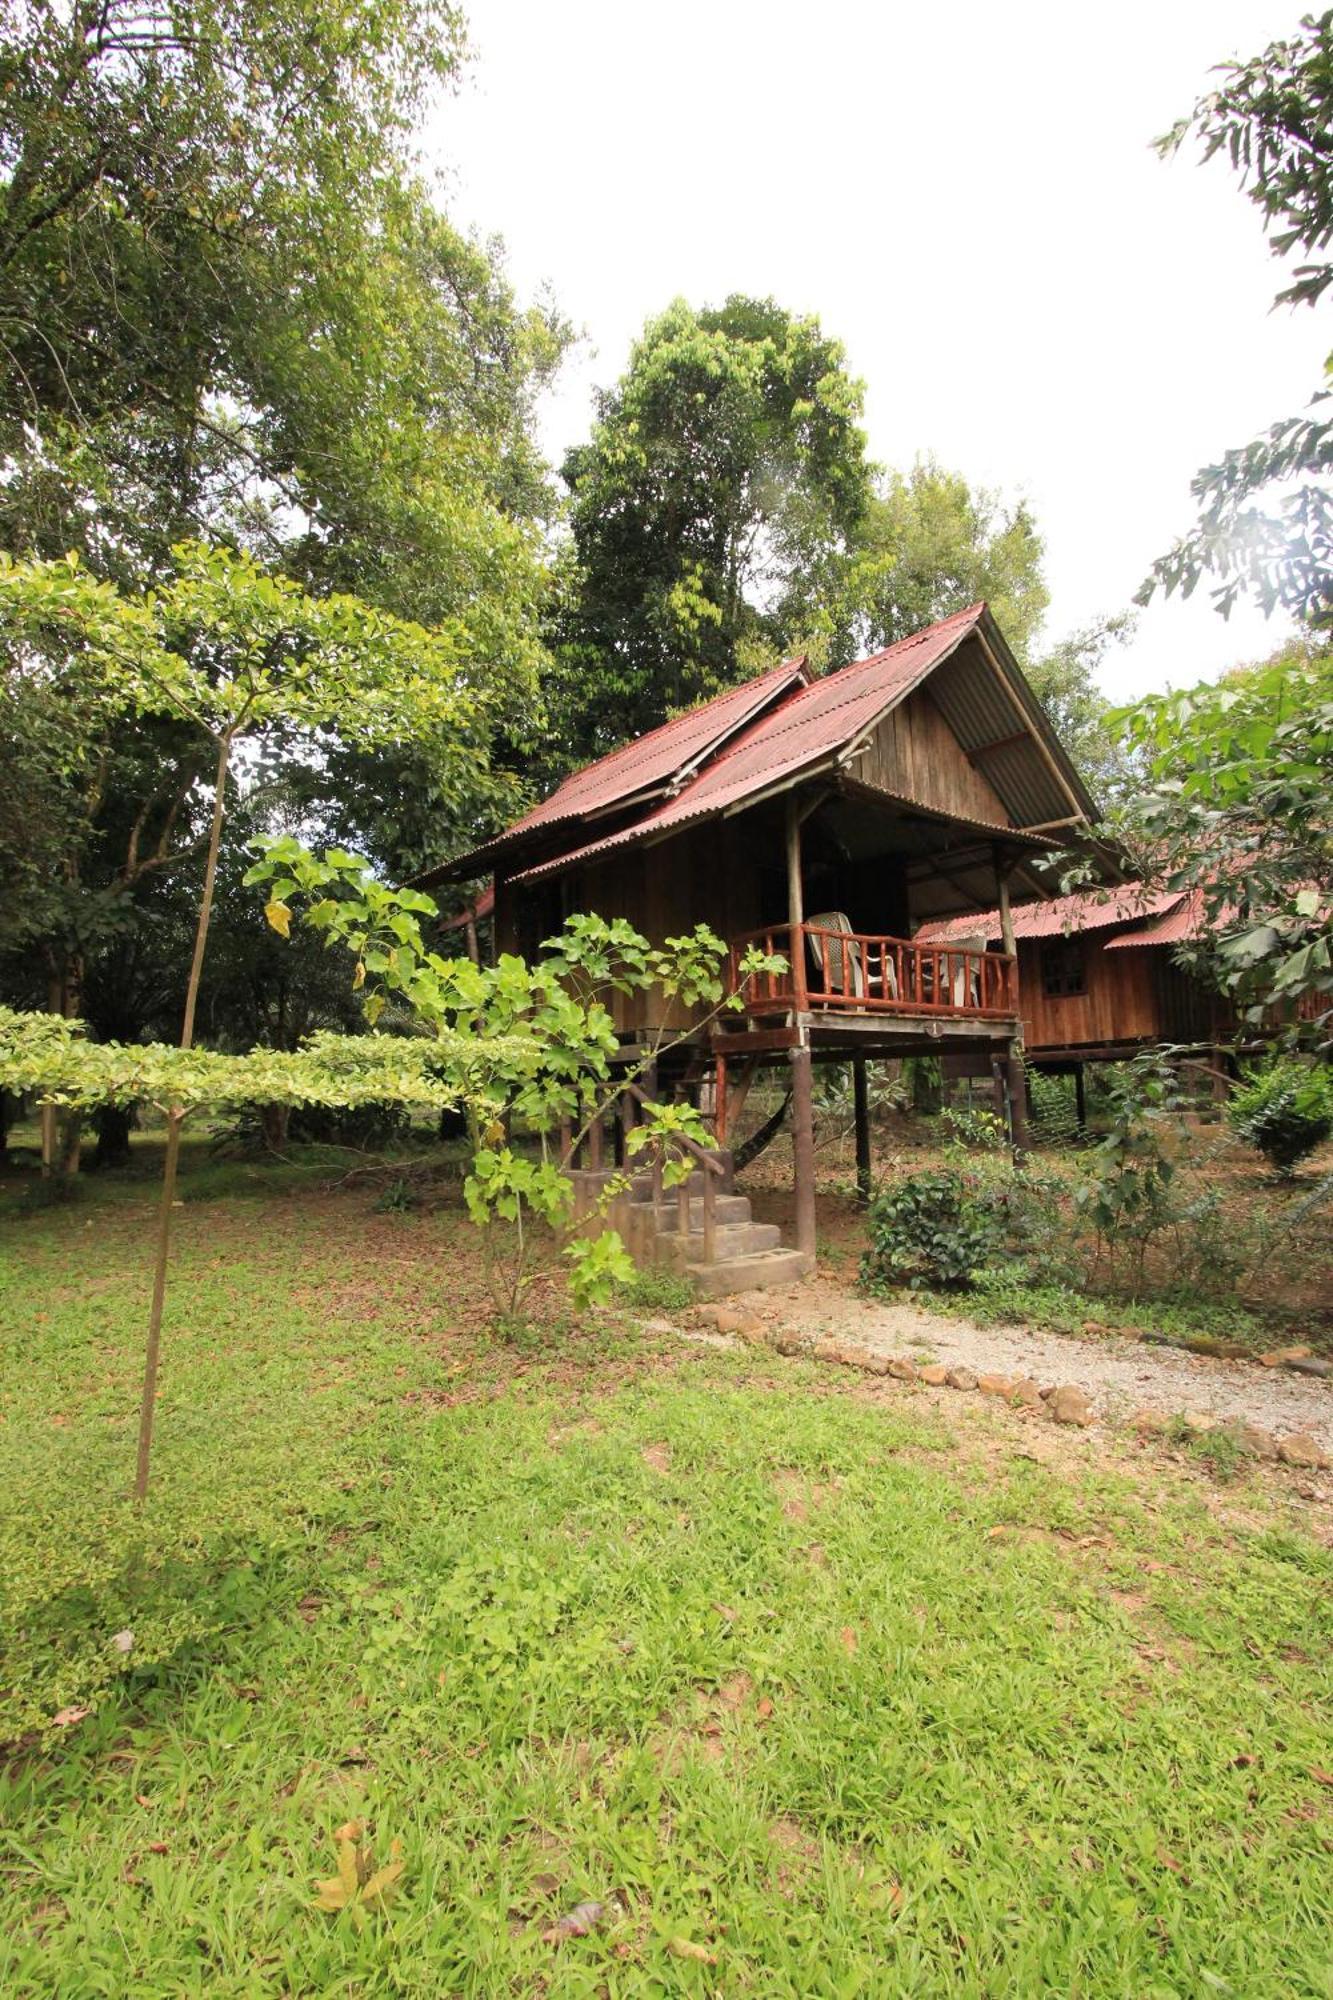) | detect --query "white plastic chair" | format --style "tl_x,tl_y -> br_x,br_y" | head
804,912 -> 898,1003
